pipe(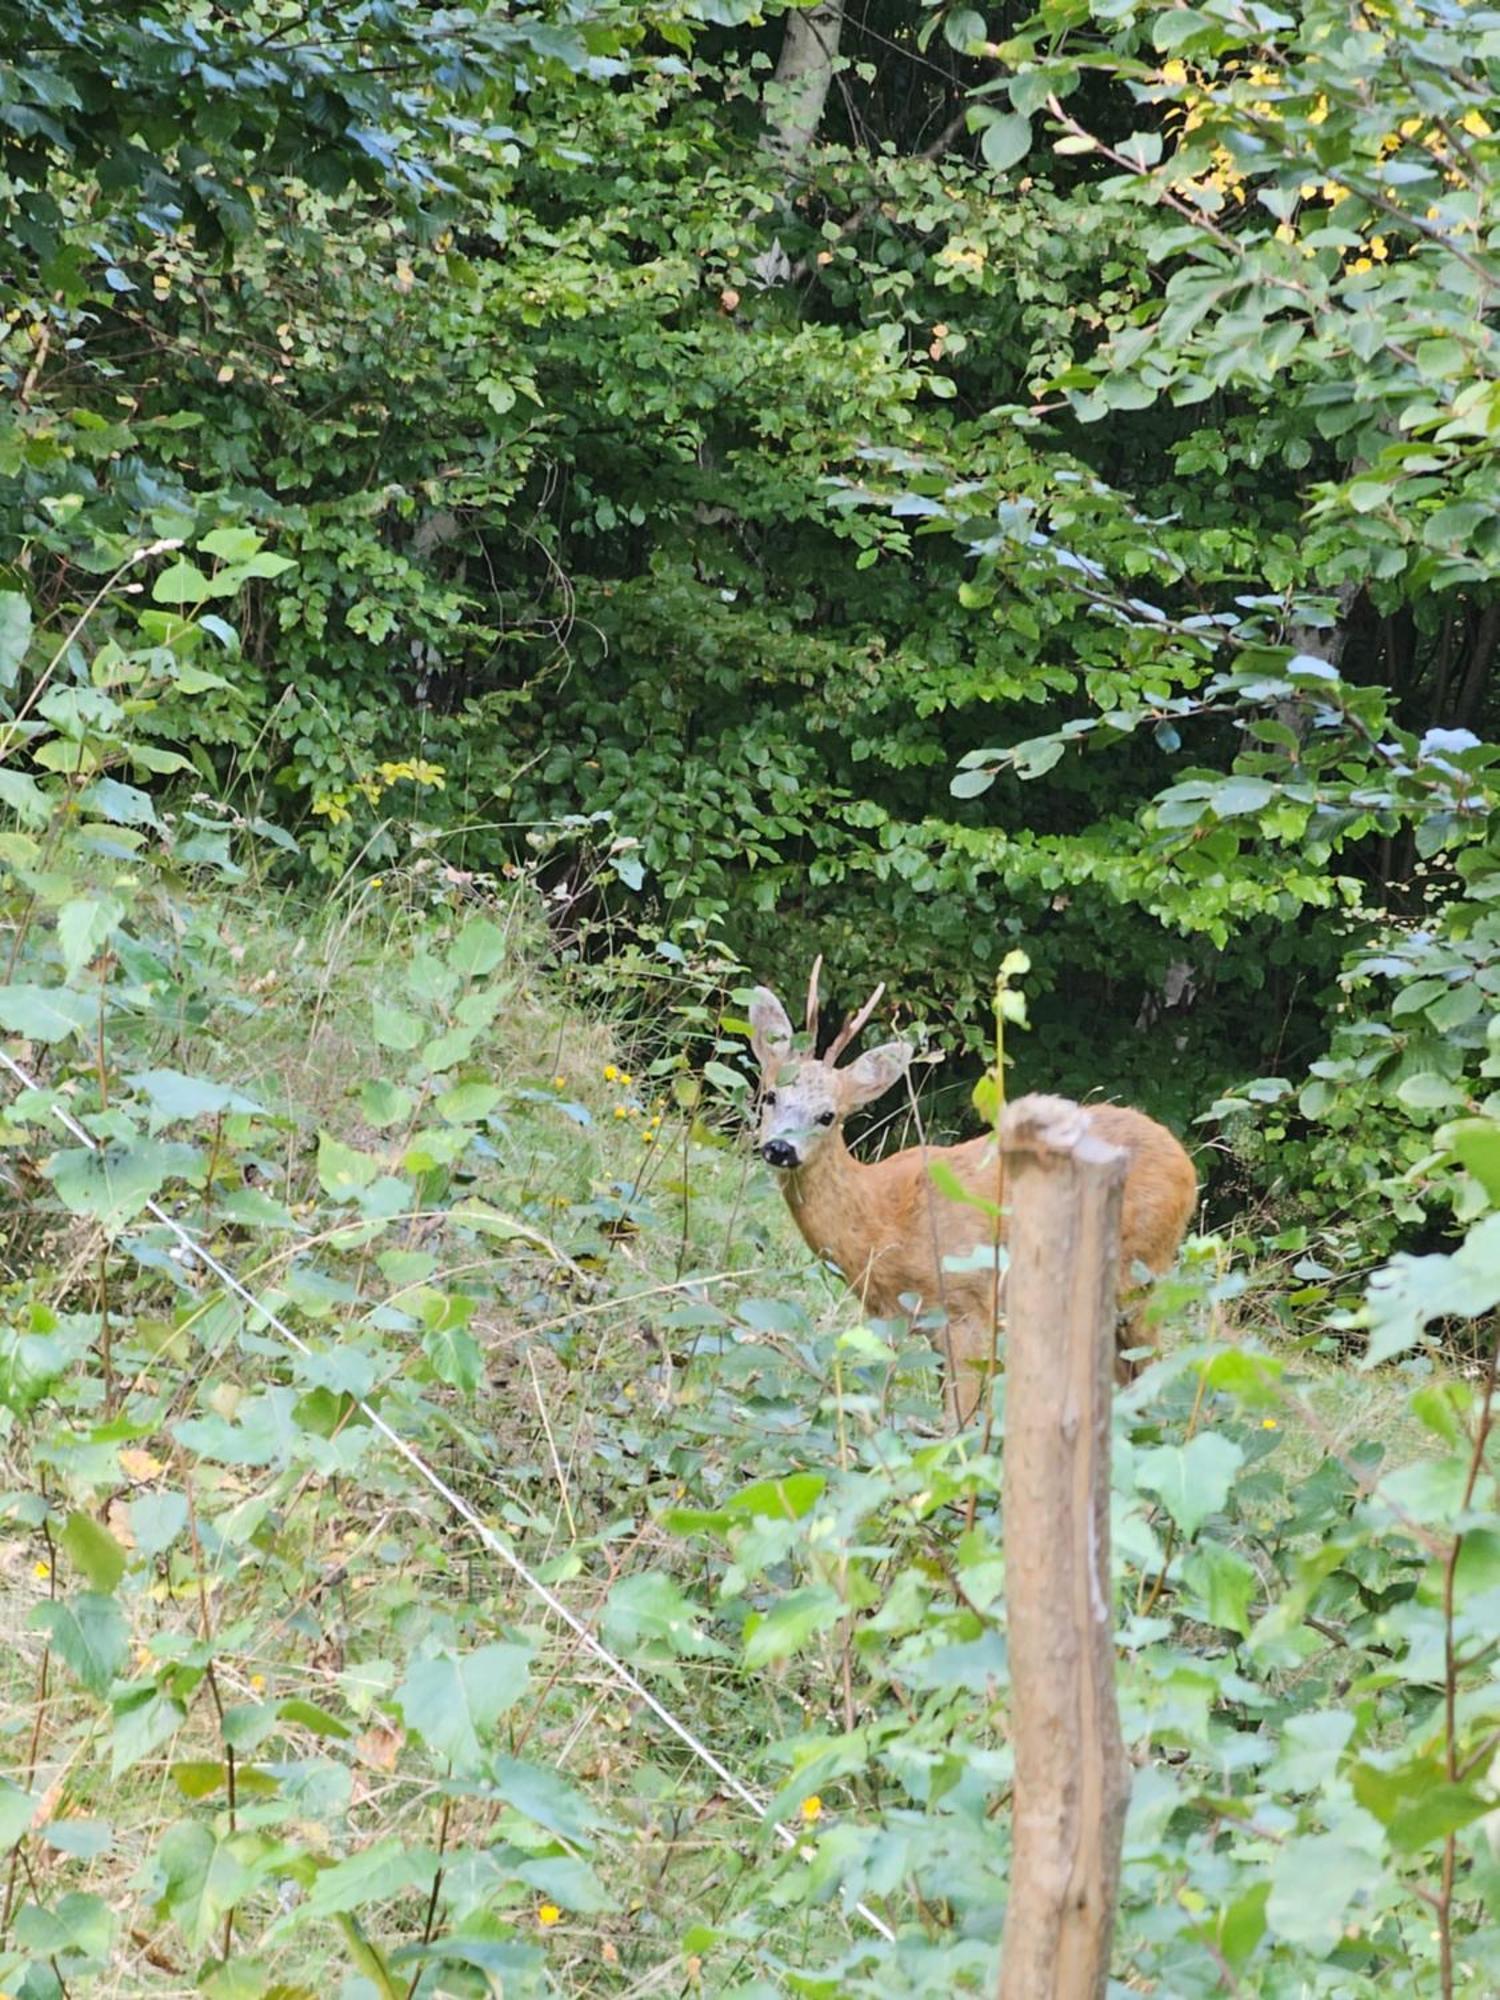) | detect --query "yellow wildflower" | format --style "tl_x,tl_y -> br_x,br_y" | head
613,1105 -> 628,1120
250,1672 -> 266,1690
620,1073 -> 633,1087
801,1795 -> 823,1822
553,1074 -> 567,1089
1307,95 -> 1330,125
1261,1418 -> 1279,1430
1324,181 -> 1350,205
603,1064 -> 619,1081
32,1562 -> 49,1581
537,1904 -> 562,1928
1368,235 -> 1389,259
1348,256 -> 1373,273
